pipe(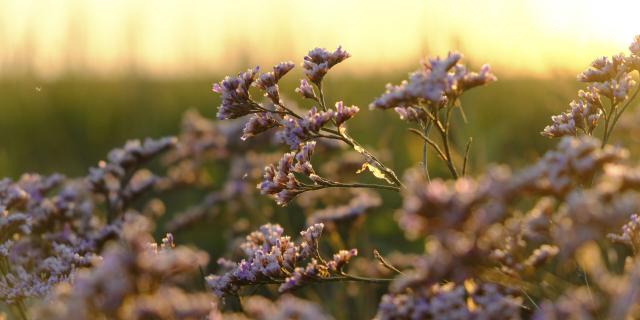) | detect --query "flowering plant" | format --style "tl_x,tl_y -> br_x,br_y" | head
2,36 -> 640,320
